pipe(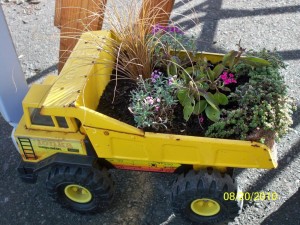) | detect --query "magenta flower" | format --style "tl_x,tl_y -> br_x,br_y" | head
198,115 -> 204,124
219,71 -> 237,85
